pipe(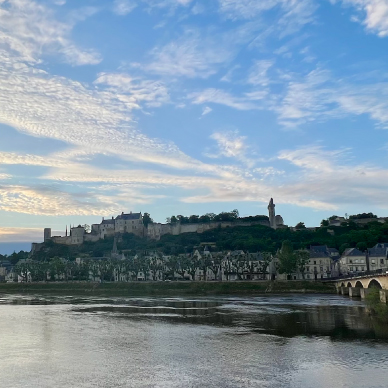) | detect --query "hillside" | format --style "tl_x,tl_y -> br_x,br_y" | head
23,219 -> 388,261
